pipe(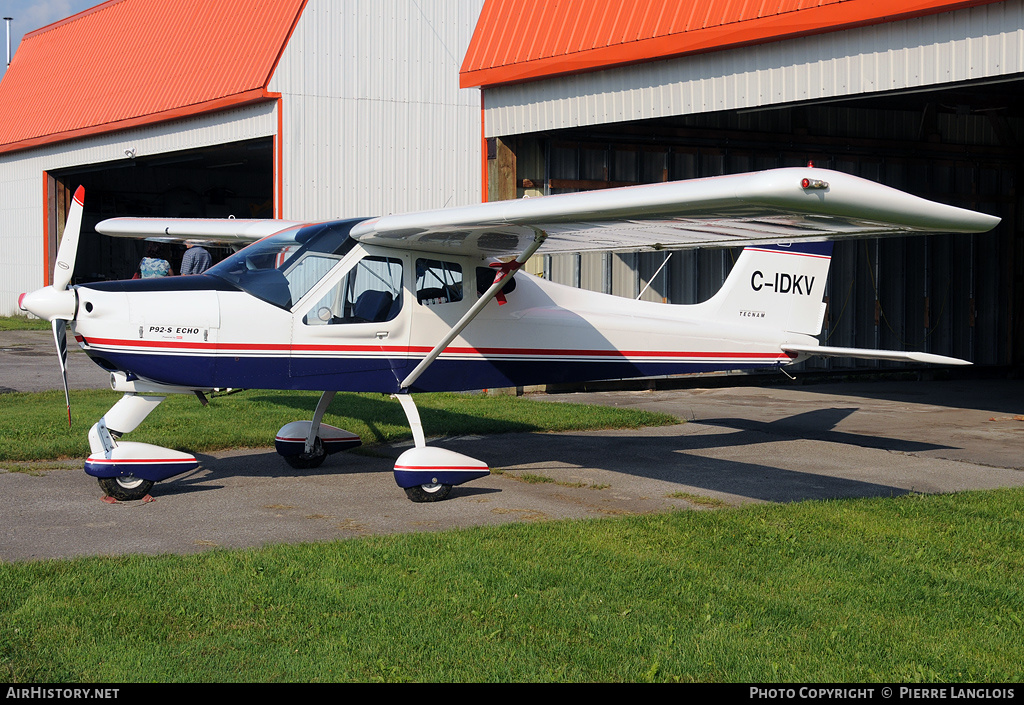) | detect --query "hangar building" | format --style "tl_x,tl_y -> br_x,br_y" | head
463,0 -> 1024,372
0,0 -> 483,313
